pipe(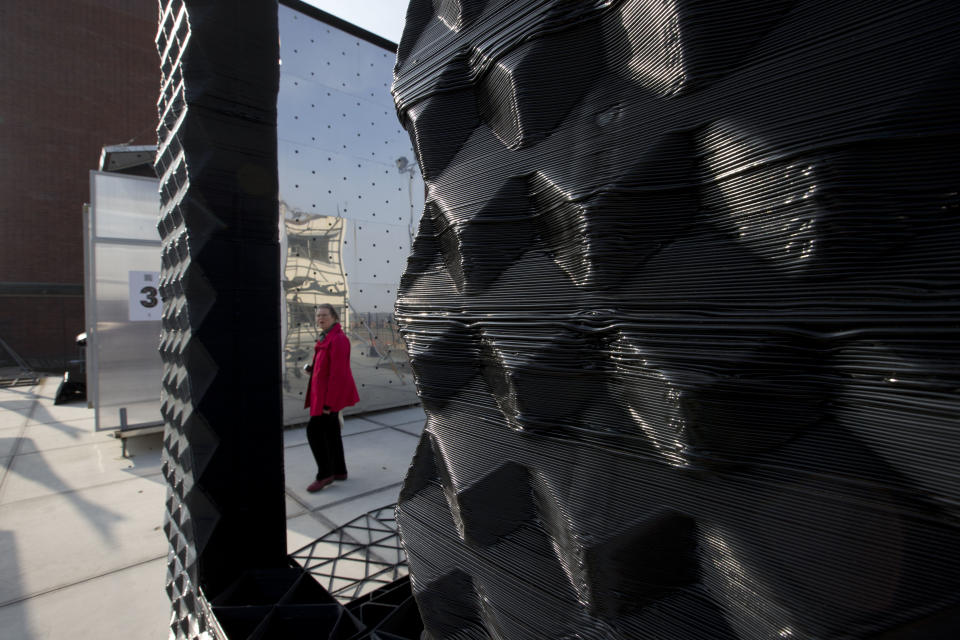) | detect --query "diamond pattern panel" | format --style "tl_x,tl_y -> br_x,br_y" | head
156,1 -> 286,637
